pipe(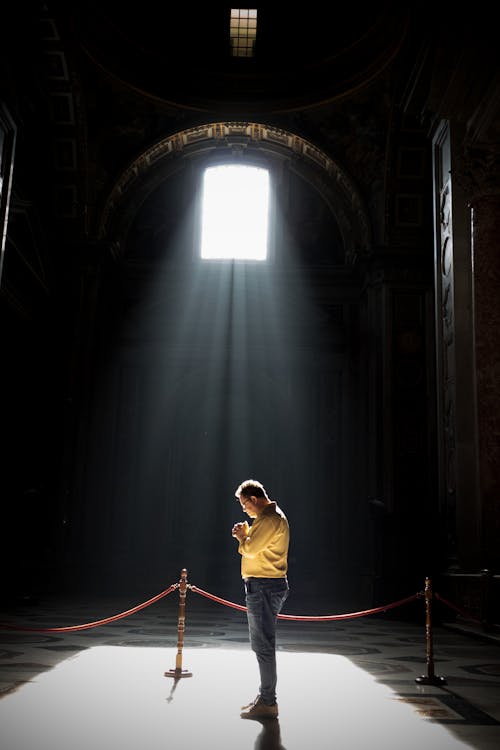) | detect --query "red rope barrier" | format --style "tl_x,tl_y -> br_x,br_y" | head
0,579 -> 424,633
190,586 -> 247,612
0,584 -> 178,632
278,593 -> 422,621
190,585 -> 421,621
435,592 -> 483,624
